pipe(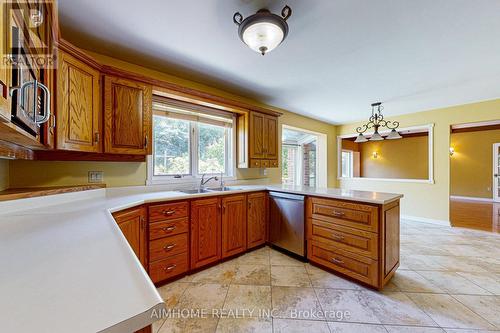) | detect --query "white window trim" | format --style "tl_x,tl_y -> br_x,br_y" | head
336,123 -> 435,184
341,149 -> 354,178
147,115 -> 237,186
